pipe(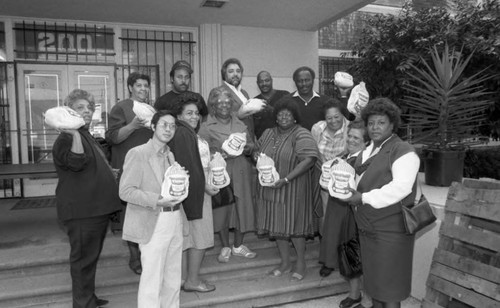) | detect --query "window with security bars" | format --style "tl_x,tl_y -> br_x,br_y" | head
319,56 -> 357,97
120,29 -> 197,95
14,21 -> 115,63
